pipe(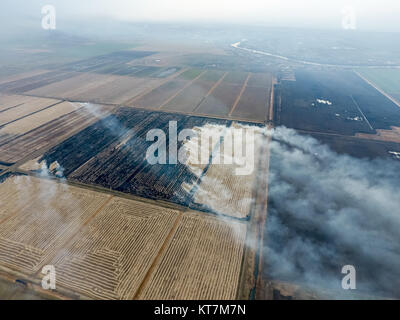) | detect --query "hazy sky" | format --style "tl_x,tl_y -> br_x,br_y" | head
2,0 -> 400,31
